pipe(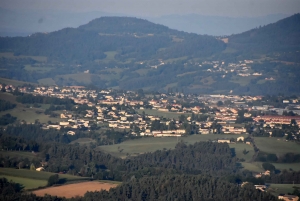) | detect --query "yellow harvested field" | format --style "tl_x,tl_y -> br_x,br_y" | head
33,181 -> 118,198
